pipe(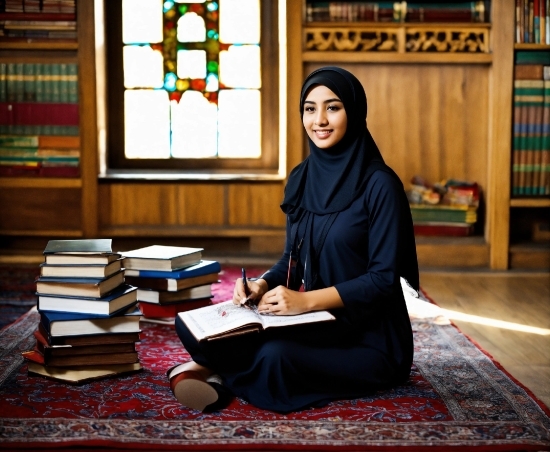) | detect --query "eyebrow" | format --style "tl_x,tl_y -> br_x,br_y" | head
303,98 -> 343,104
